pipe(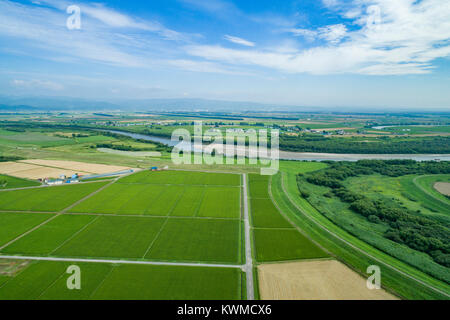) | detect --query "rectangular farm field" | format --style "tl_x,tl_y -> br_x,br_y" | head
146,218 -> 241,264
0,212 -> 54,247
250,198 -> 292,228
0,261 -> 243,300
197,187 -> 241,219
0,182 -> 109,212
253,229 -> 329,262
119,170 -> 240,186
69,184 -> 183,216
